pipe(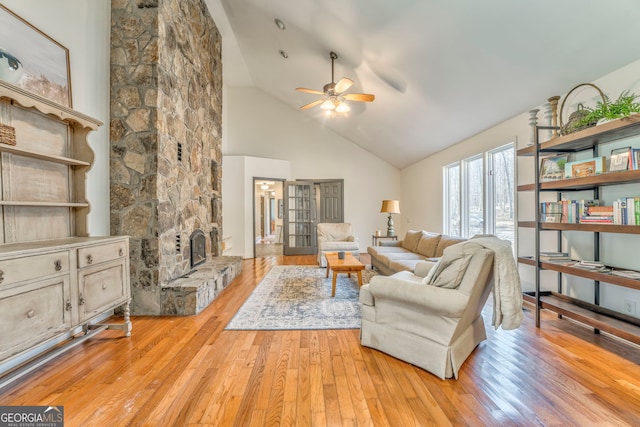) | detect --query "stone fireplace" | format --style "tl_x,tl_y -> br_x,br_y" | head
109,0 -> 241,315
